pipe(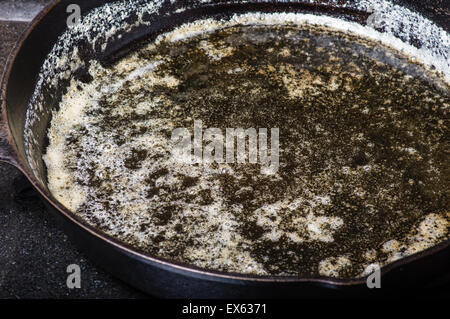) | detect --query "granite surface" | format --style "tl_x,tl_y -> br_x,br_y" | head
0,19 -> 146,299
0,0 -> 50,21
